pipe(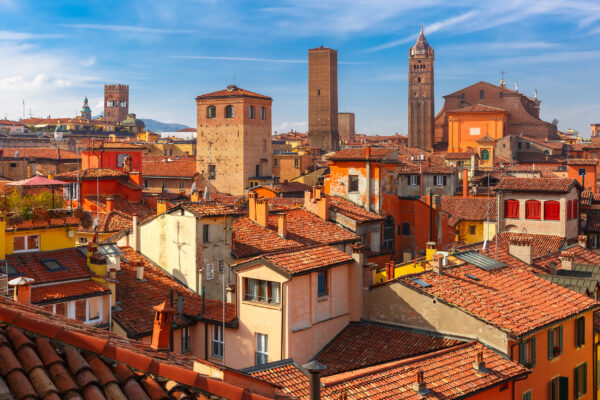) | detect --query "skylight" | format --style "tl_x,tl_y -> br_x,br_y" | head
41,259 -> 66,272
0,263 -> 19,277
465,274 -> 480,281
410,278 -> 431,288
